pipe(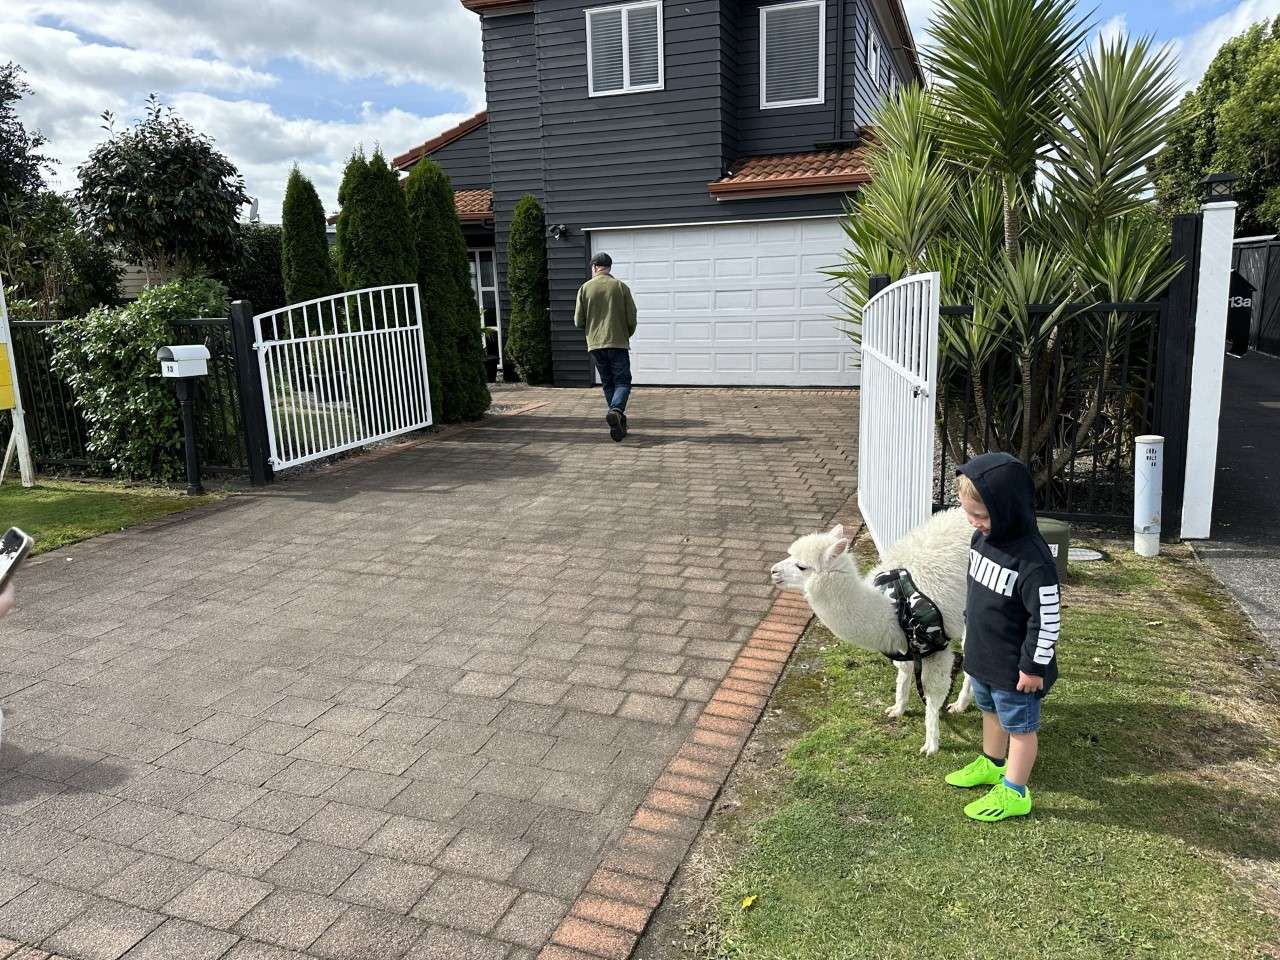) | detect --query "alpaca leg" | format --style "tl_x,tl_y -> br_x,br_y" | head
920,653 -> 951,755
948,673 -> 973,714
885,661 -> 911,718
